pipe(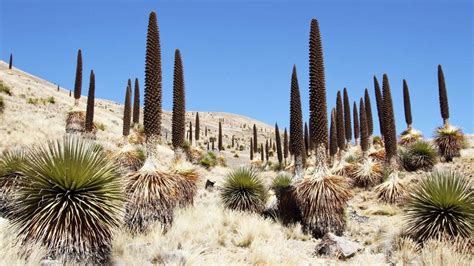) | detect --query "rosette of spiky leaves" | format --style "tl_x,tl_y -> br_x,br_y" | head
404,171 -> 473,242
221,168 -> 267,213
272,173 -> 302,225
369,148 -> 386,162
399,128 -> 423,146
309,18 -> 328,151
434,126 -> 463,162
0,148 -> 26,218
169,162 -> 199,207
375,175 -> 407,204
294,174 -> 351,238
65,110 -> 85,134
113,145 -> 146,175
351,158 -> 383,188
399,140 -> 437,172
124,170 -> 195,233
9,136 -> 123,263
